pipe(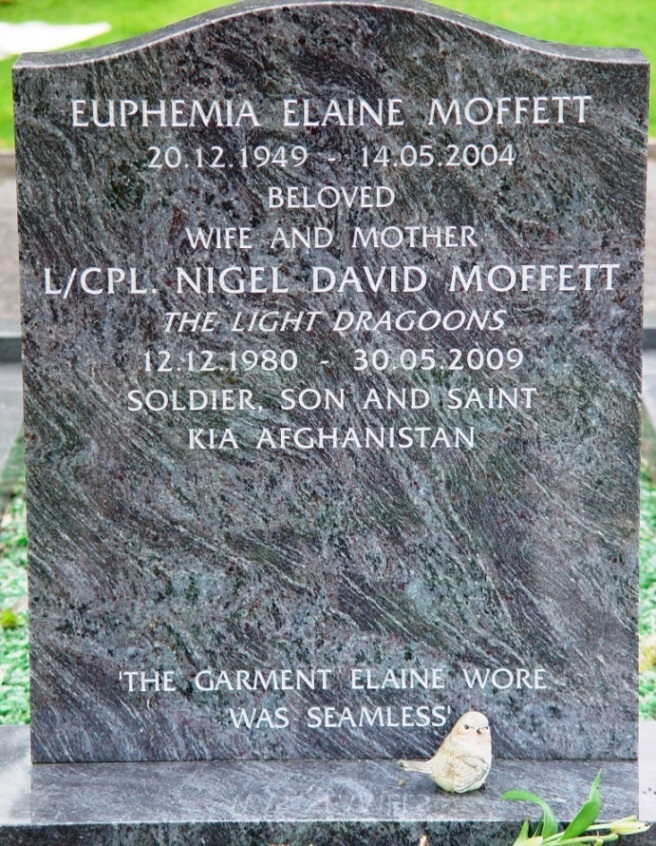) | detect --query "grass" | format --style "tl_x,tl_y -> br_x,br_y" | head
0,473 -> 28,724
640,464 -> 656,718
443,0 -> 656,139
0,0 -> 233,148
0,0 -> 655,147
